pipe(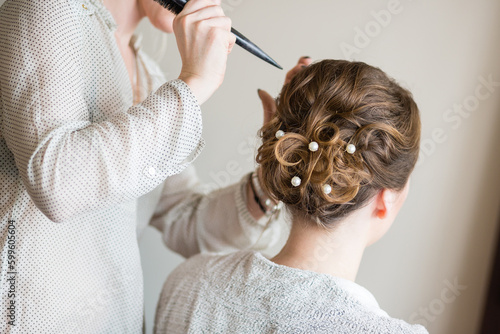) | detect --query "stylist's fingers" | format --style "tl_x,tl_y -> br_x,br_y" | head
180,0 -> 222,16
200,17 -> 235,54
227,29 -> 236,54
298,56 -> 313,66
174,0 -> 235,104
176,4 -> 232,50
258,89 -> 277,125
180,4 -> 225,22
285,56 -> 313,85
206,19 -> 236,53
